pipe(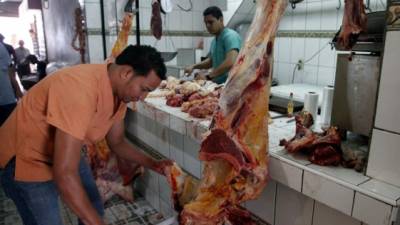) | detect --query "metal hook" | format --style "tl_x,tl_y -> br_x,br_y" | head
291,2 -> 296,9
364,0 -> 371,11
336,0 -> 341,10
